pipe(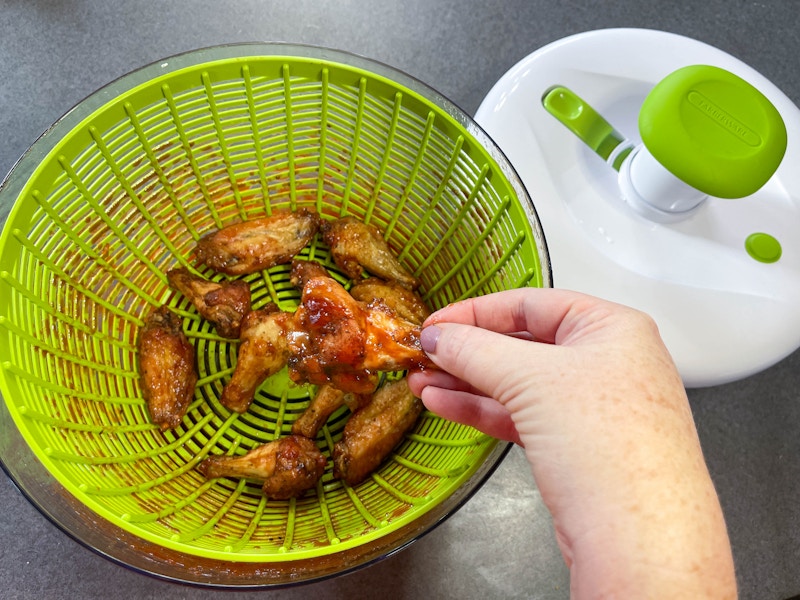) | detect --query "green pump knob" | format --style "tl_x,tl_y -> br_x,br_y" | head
544,65 -> 788,222
617,64 -> 788,221
638,64 -> 787,199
